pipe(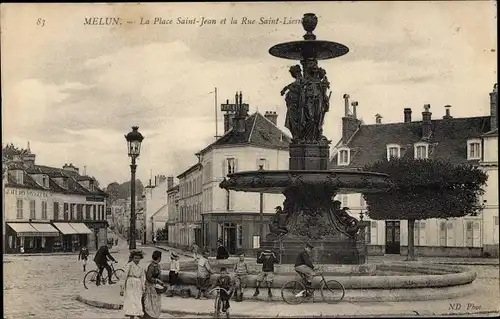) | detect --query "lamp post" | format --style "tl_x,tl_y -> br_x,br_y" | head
125,126 -> 144,250
258,165 -> 264,244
